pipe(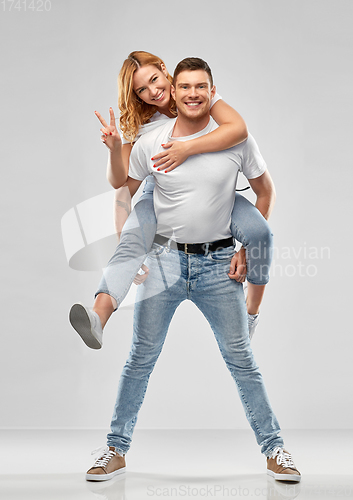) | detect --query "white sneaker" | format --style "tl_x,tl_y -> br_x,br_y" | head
69,303 -> 103,349
243,283 -> 260,340
248,313 -> 260,340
